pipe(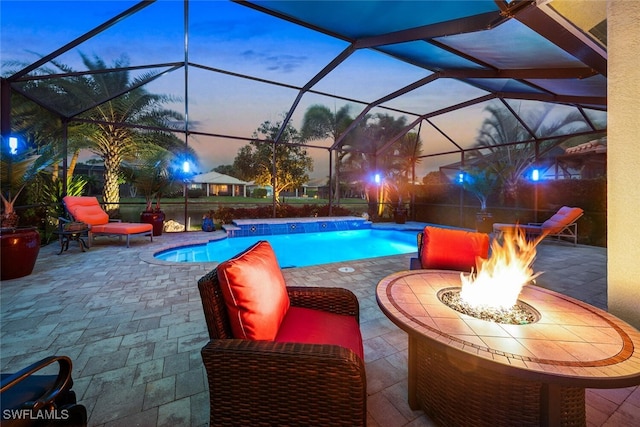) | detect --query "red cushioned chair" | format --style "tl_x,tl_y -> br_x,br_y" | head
197,240 -> 366,427
410,226 -> 490,271
62,196 -> 153,248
